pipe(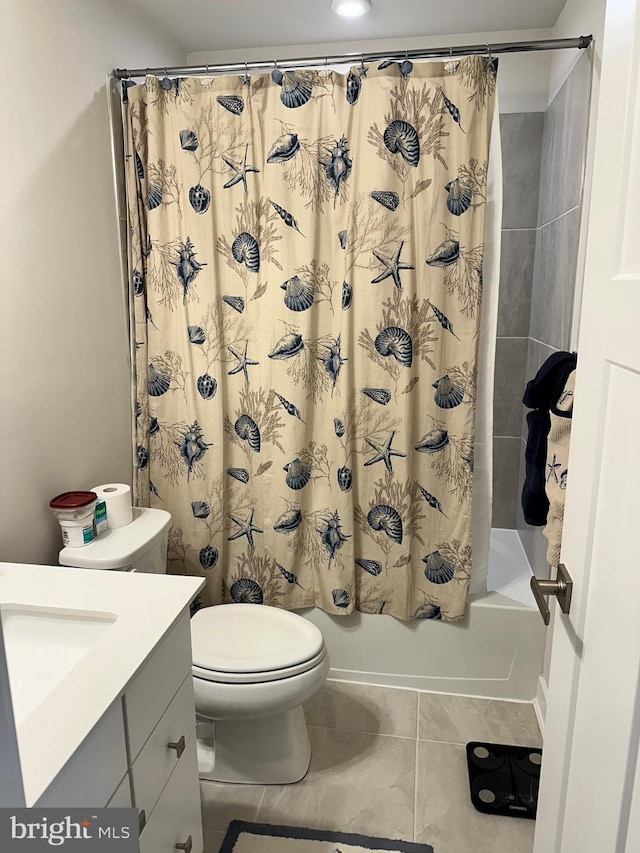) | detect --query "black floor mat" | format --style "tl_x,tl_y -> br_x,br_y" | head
466,741 -> 542,819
